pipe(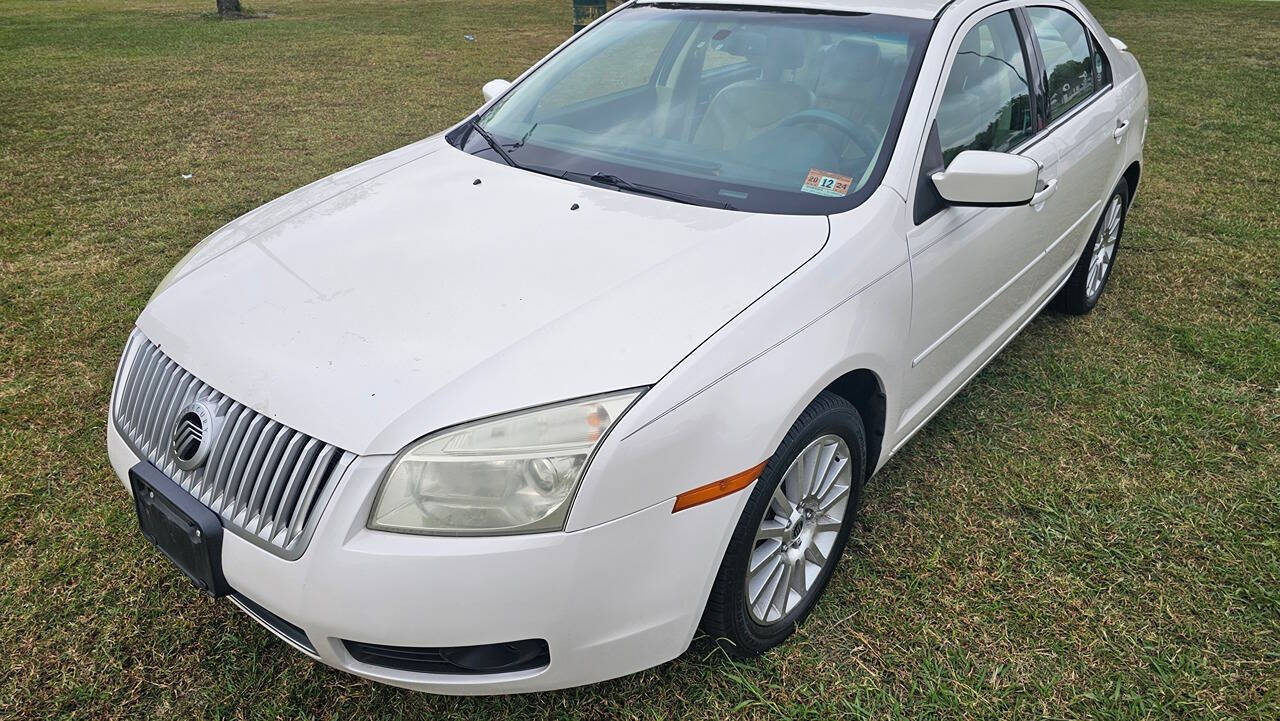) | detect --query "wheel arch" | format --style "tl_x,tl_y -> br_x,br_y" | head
1122,159 -> 1141,199
820,368 -> 887,479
